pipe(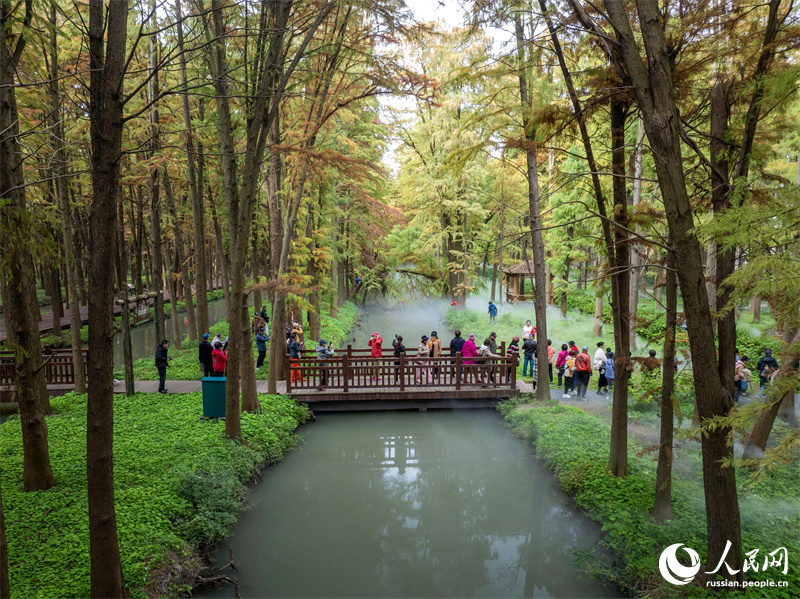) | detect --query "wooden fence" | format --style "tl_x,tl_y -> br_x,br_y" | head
0,348 -> 89,389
